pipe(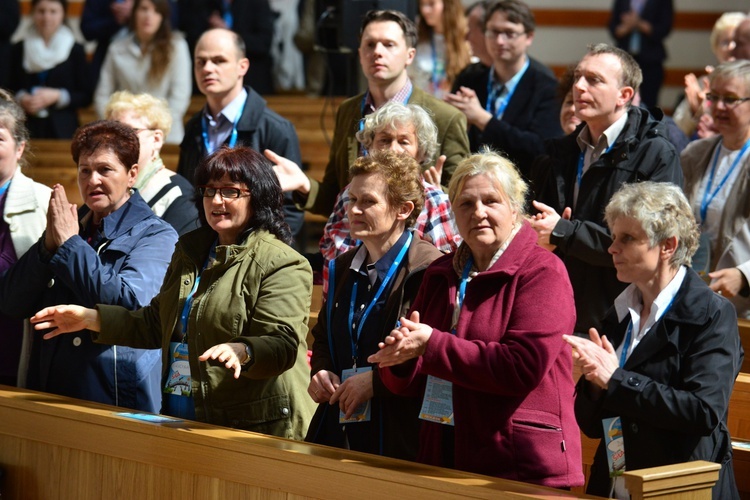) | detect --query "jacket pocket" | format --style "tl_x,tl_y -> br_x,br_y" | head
223,393 -> 293,437
510,410 -> 567,482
